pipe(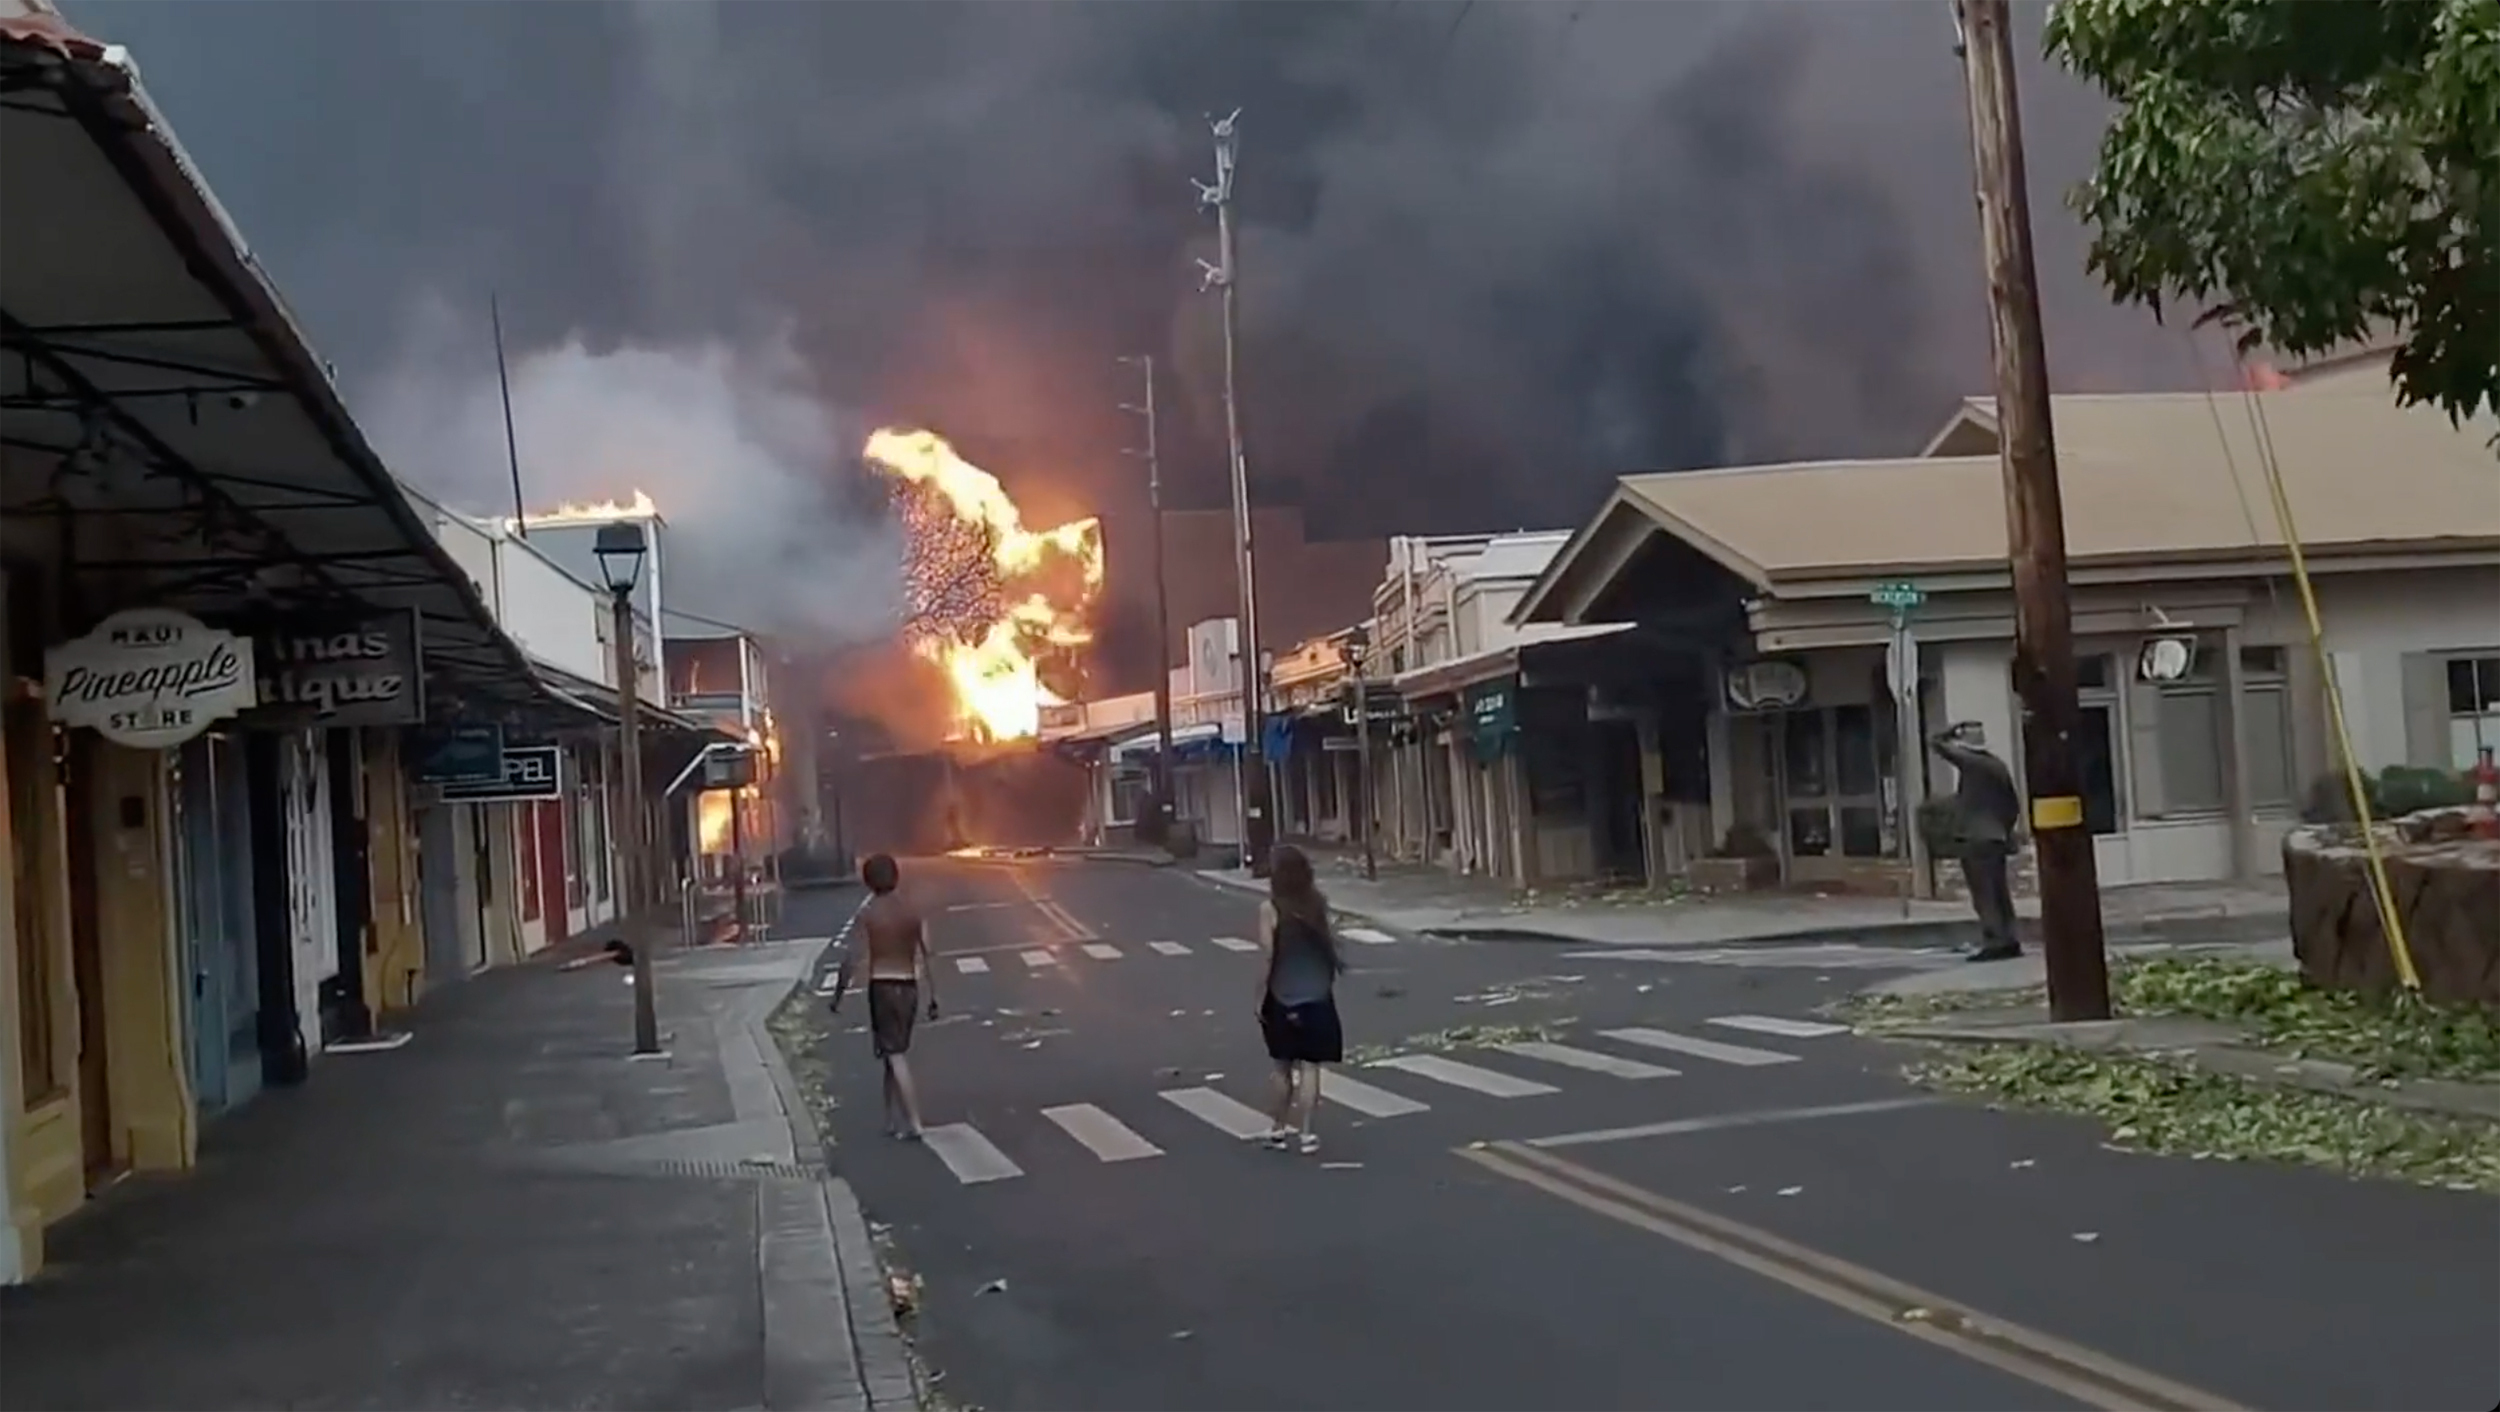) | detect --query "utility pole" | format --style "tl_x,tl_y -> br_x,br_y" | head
1350,637 -> 1377,880
1952,0 -> 2110,1021
1197,107 -> 1273,877
1118,354 -> 1178,842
